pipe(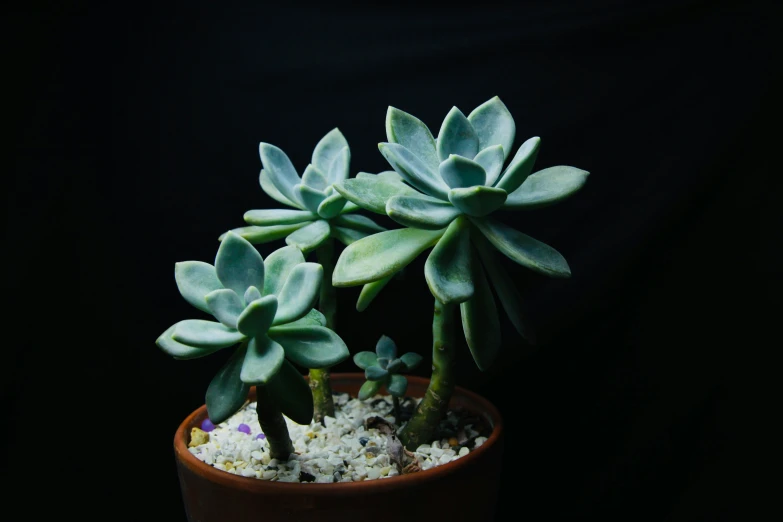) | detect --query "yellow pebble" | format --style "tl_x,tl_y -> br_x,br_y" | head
448,437 -> 459,447
306,432 -> 316,439
189,427 -> 209,448
224,461 -> 234,470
